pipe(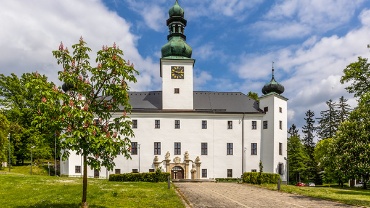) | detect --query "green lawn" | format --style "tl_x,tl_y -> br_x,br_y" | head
0,172 -> 184,208
258,183 -> 370,207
